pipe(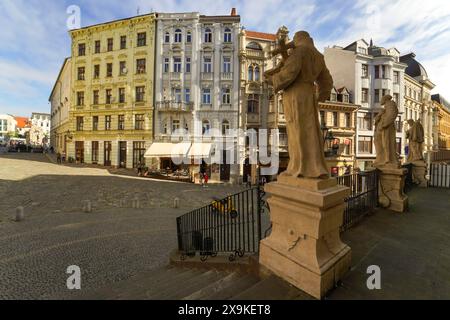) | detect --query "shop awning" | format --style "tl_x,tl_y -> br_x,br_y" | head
144,142 -> 191,158
187,143 -> 213,158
